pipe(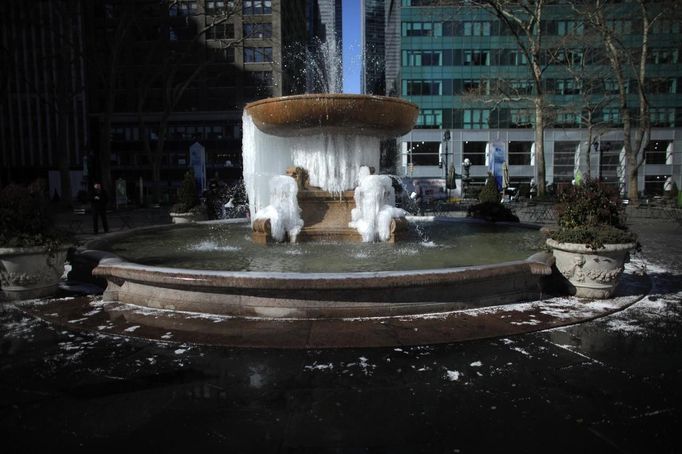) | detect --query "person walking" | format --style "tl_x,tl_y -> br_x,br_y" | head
91,182 -> 109,234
